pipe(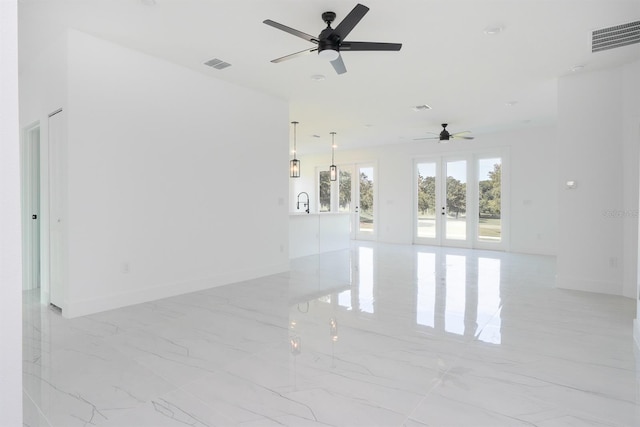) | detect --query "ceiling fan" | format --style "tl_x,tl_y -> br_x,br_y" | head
414,124 -> 475,143
263,3 -> 402,75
